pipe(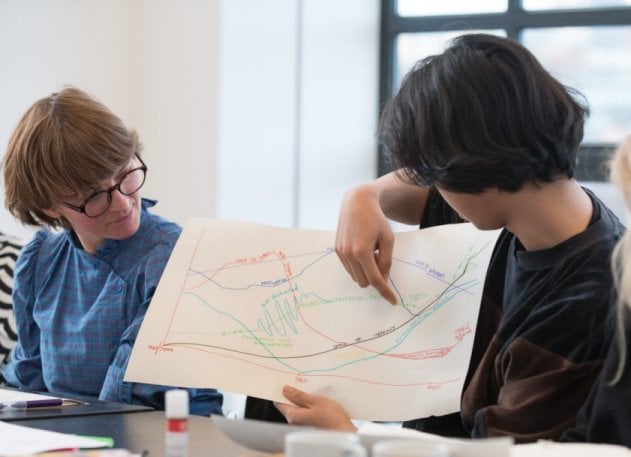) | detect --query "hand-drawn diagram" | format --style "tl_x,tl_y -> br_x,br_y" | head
125,218 -> 500,421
